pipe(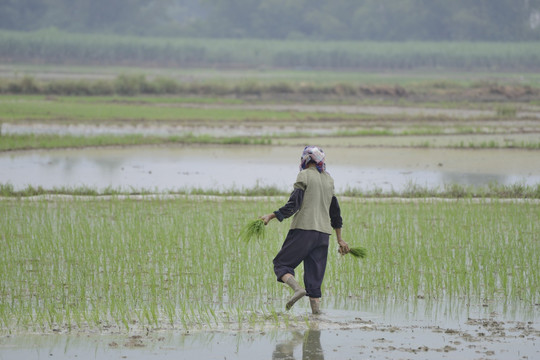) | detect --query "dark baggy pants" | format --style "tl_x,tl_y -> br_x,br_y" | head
273,229 -> 329,298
